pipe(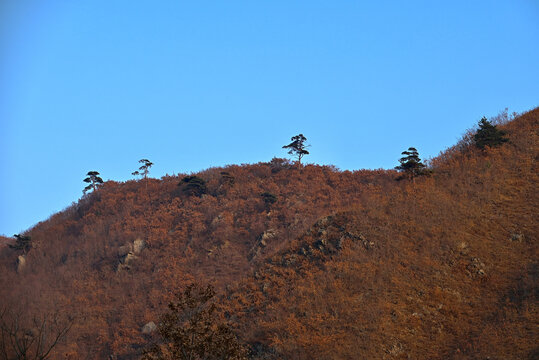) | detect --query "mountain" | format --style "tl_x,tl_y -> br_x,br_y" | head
1,108 -> 537,359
